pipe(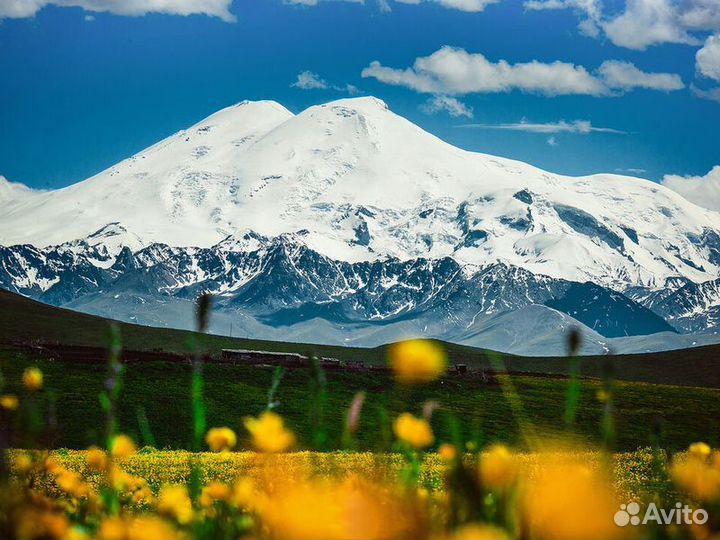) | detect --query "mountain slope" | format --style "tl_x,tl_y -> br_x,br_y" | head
1,97 -> 719,290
